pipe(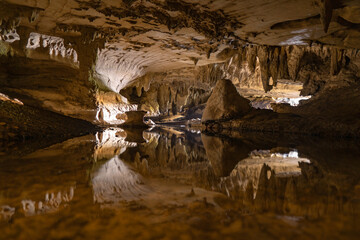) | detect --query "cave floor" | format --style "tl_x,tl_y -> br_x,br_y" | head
0,126 -> 359,239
